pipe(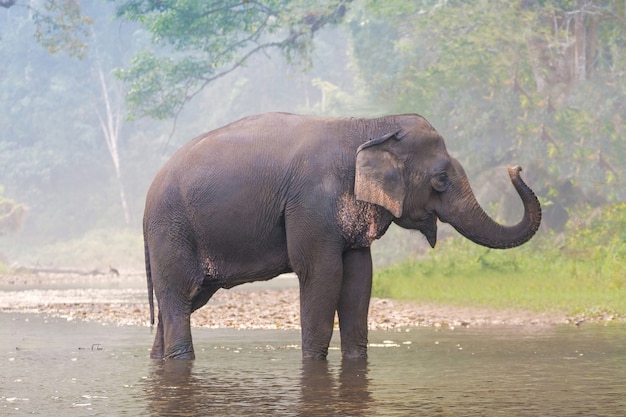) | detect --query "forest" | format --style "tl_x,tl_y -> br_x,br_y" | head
0,0 -> 624,277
